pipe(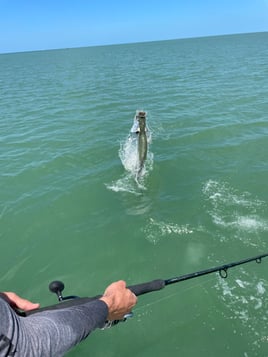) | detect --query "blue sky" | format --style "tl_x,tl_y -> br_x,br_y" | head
0,0 -> 268,53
